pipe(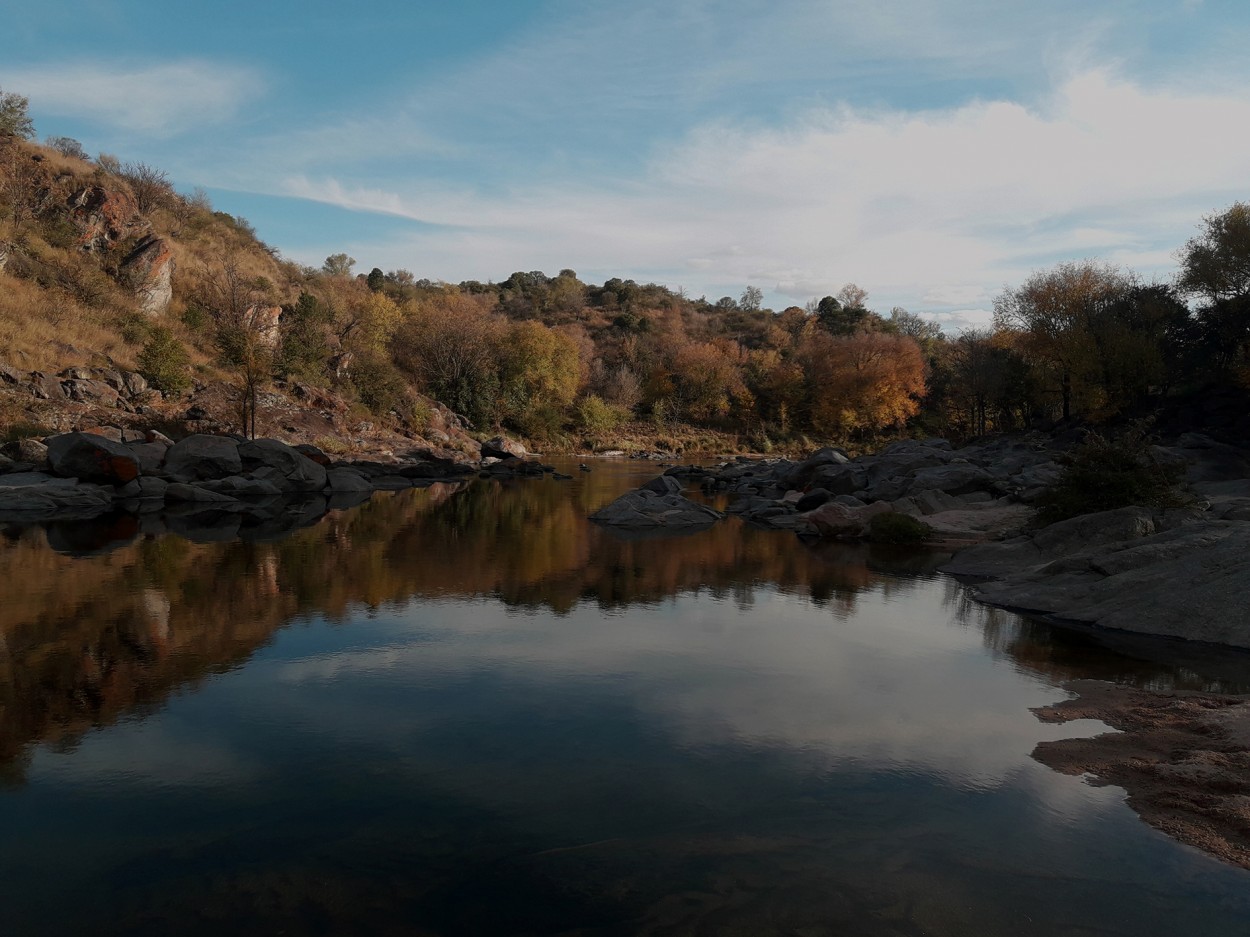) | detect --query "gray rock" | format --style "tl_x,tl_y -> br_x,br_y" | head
326,467 -> 373,492
45,431 -> 141,483
0,472 -> 78,488
117,476 -> 169,500
125,441 -> 169,475
165,482 -> 237,503
0,481 -> 114,520
641,474 -> 684,496
909,463 -> 995,496
590,489 -> 724,529
164,434 -> 243,480
1,438 -> 49,468
200,475 -> 284,497
481,435 -> 527,460
238,437 -> 327,491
